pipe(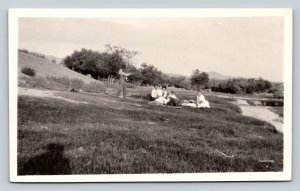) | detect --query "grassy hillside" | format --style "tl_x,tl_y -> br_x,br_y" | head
18,51 -> 97,84
17,88 -> 283,174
